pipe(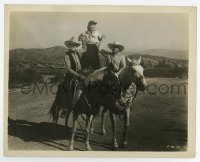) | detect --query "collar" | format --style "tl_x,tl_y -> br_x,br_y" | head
86,30 -> 97,35
111,52 -> 121,56
66,49 -> 78,55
